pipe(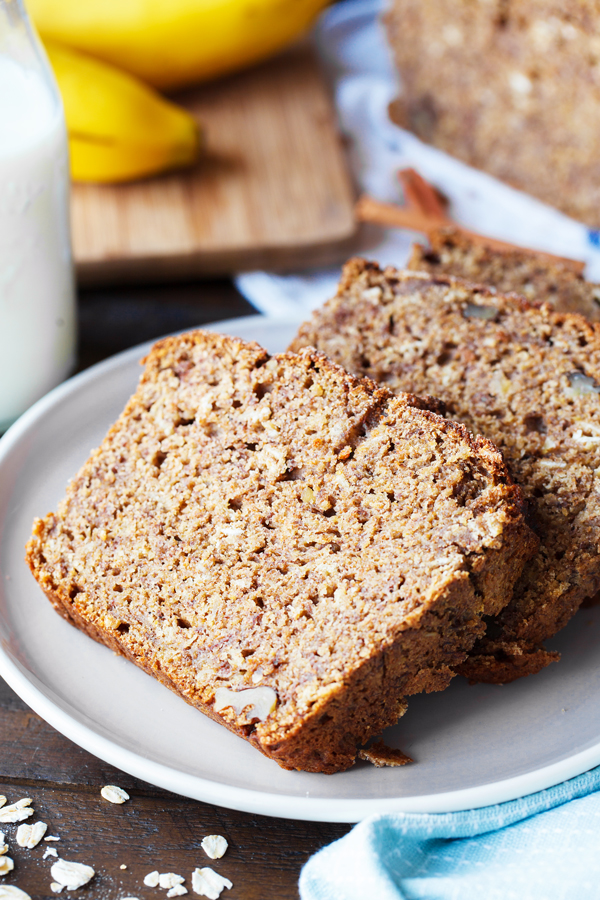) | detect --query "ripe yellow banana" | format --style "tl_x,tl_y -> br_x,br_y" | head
45,41 -> 201,182
30,0 -> 330,91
